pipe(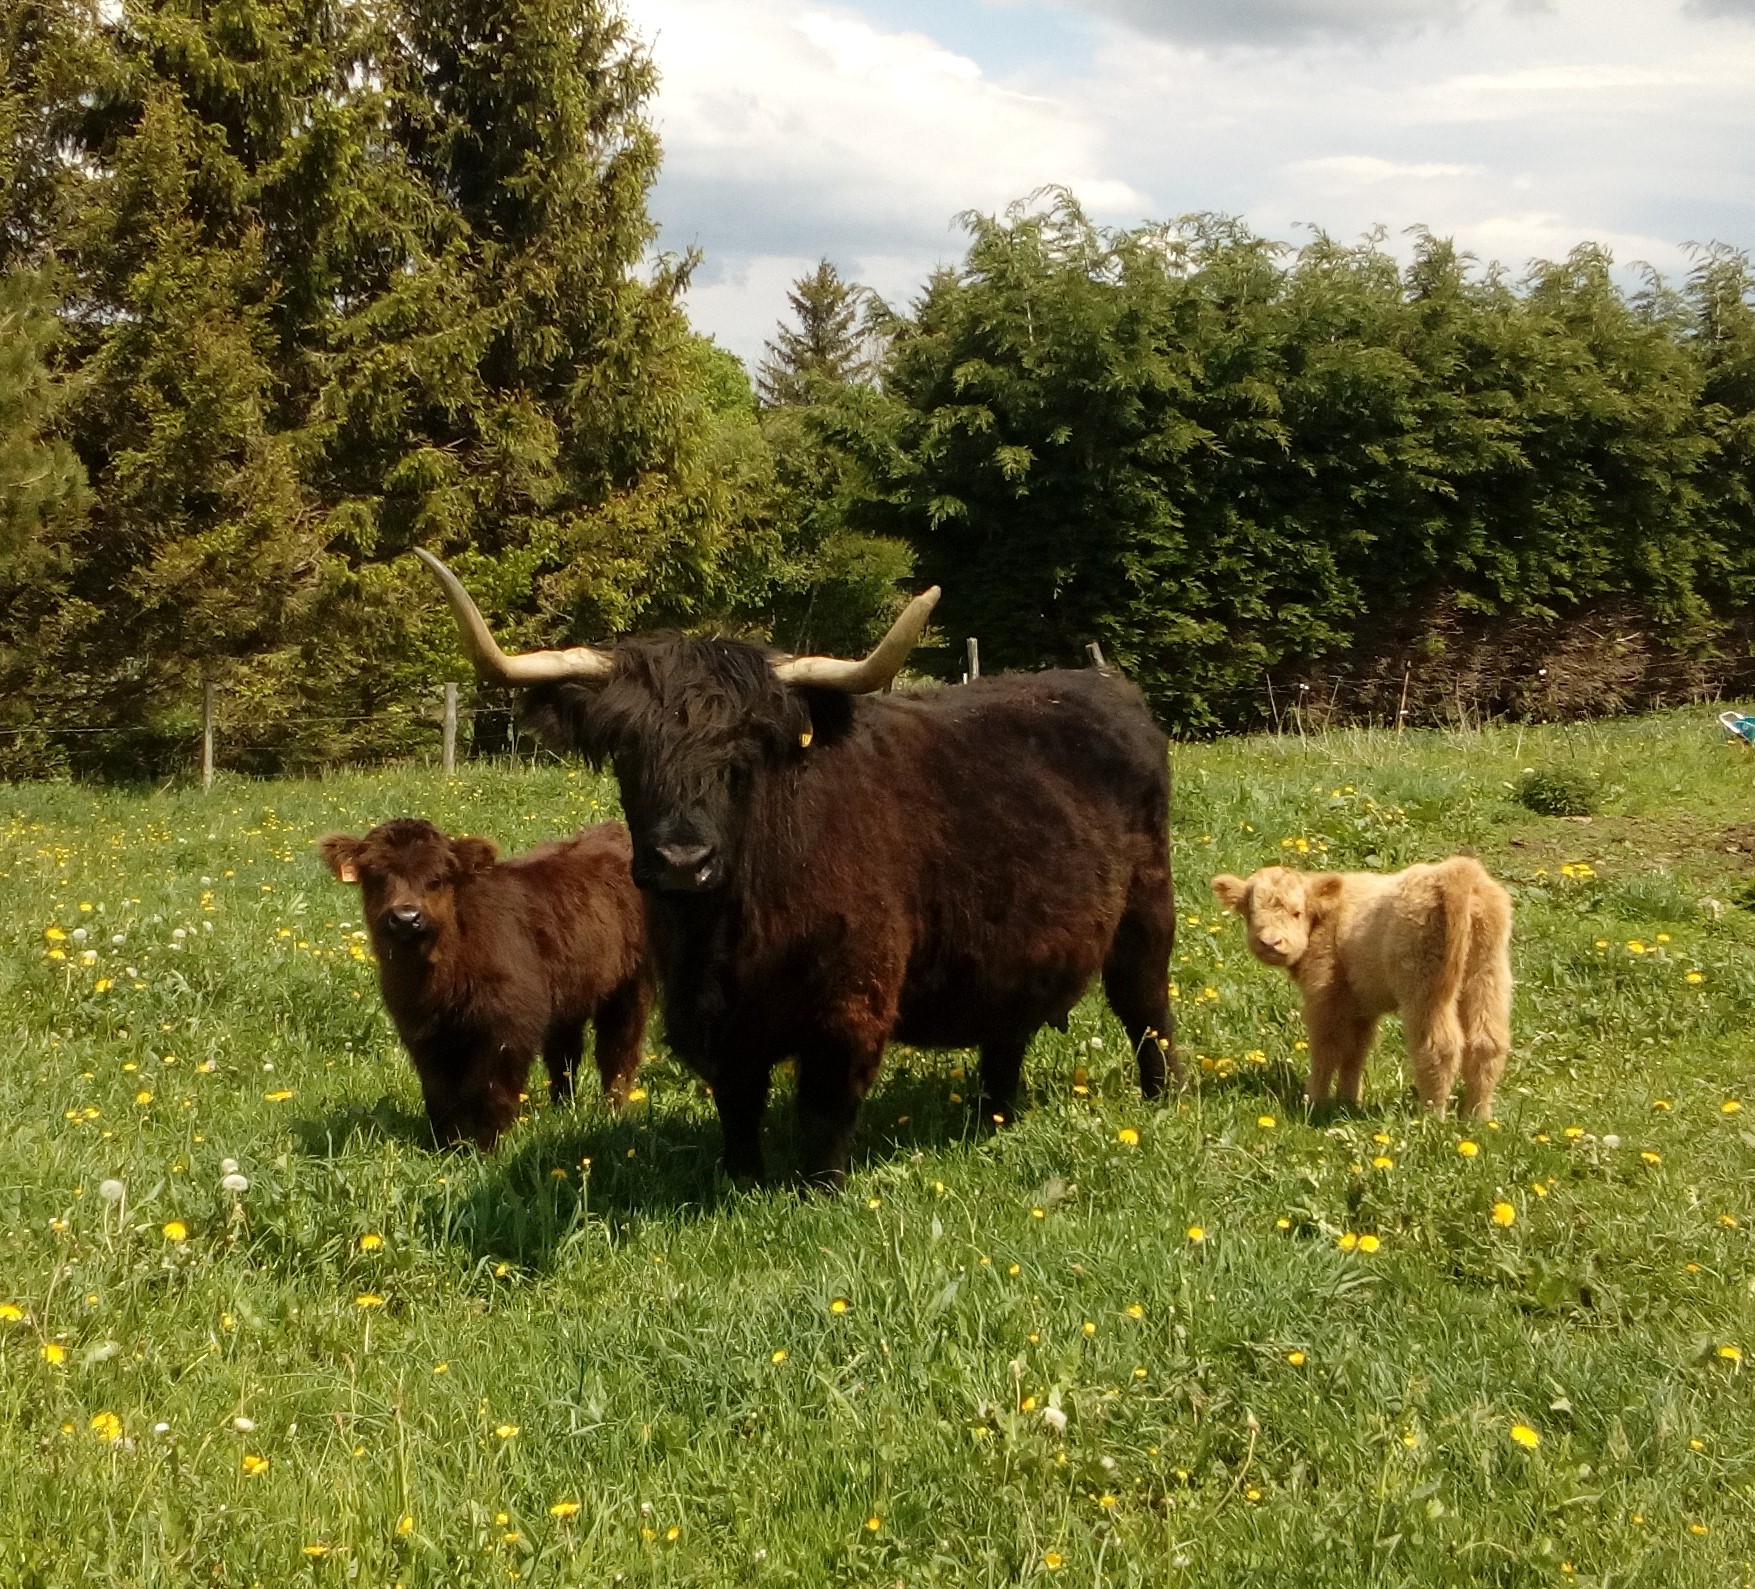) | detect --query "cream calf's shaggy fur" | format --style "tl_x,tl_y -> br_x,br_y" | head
1211,858 -> 1513,1119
